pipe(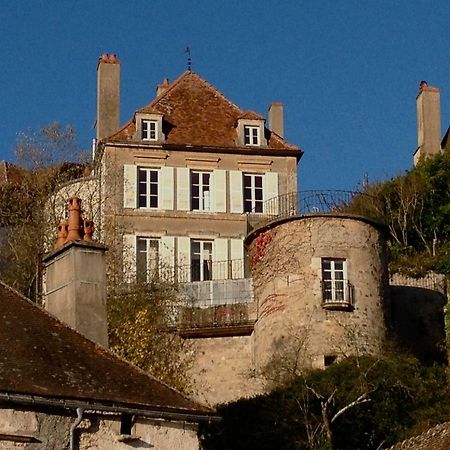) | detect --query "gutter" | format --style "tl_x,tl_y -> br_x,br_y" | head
0,392 -> 220,423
